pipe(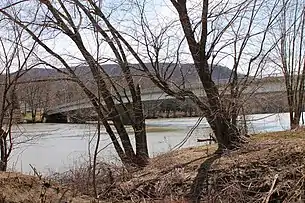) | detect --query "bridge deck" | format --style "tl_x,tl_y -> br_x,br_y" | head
46,80 -> 285,115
